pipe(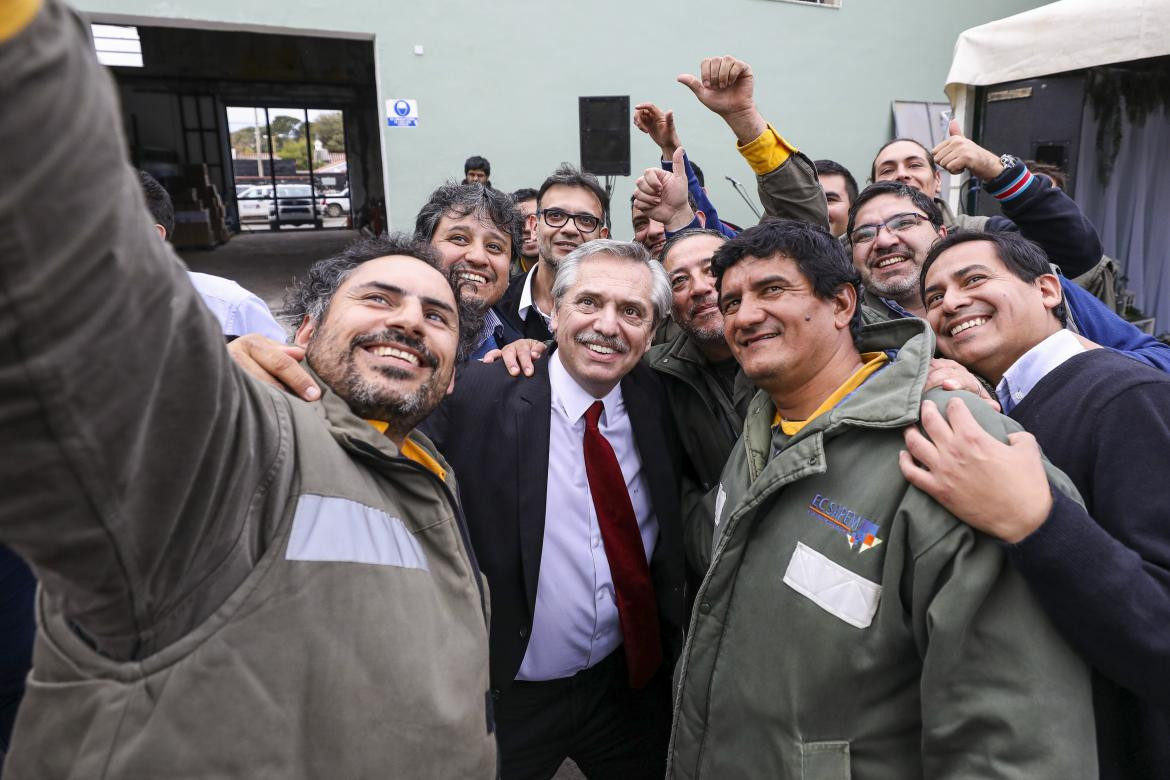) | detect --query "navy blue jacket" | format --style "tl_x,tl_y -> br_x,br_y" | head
1007,349 -> 1170,779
